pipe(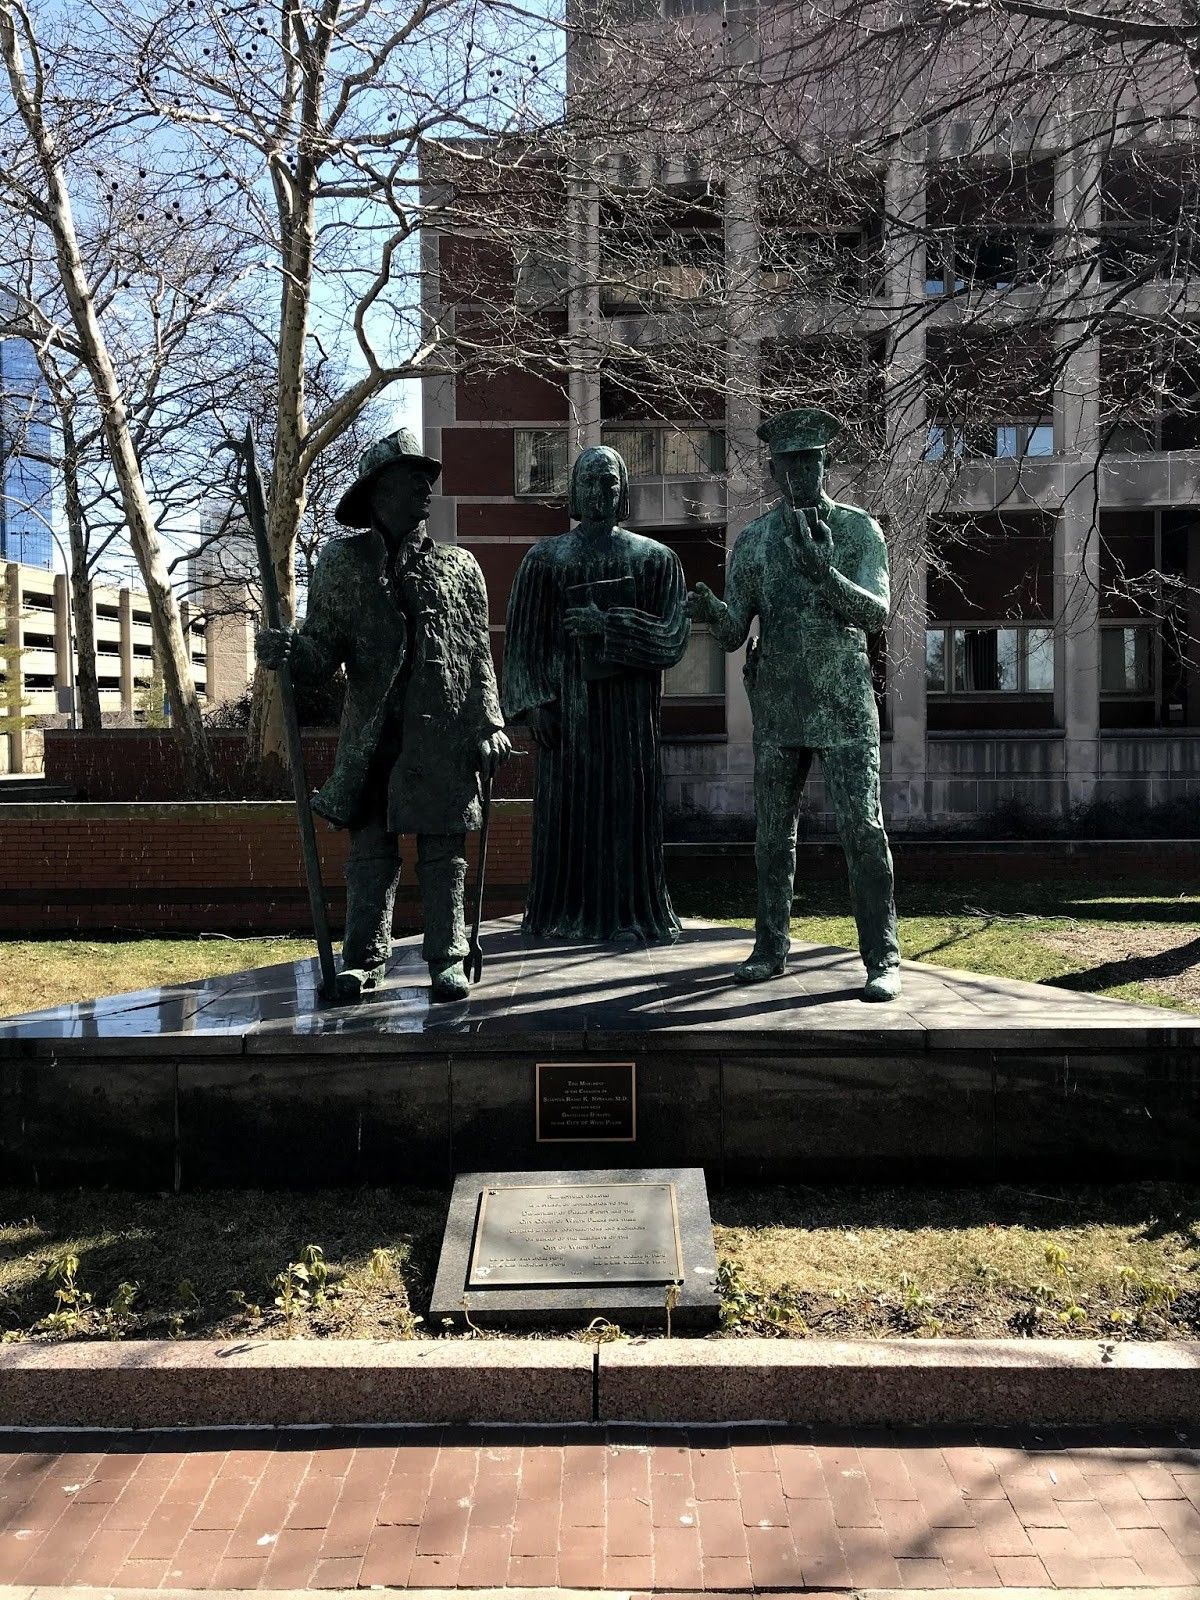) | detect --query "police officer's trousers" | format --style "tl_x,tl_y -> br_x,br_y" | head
753,740 -> 900,975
